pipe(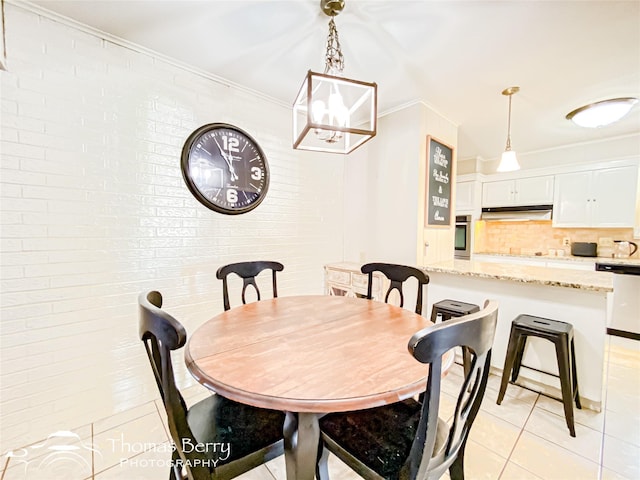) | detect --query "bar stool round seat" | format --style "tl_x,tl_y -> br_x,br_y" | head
497,314 -> 581,437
